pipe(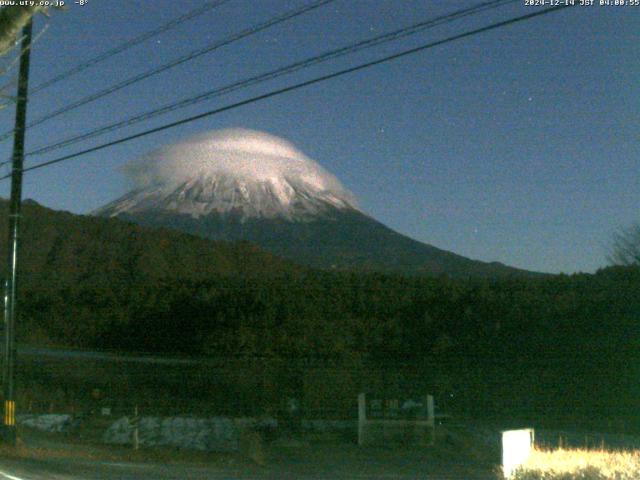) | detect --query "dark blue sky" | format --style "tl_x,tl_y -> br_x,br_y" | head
0,0 -> 637,274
